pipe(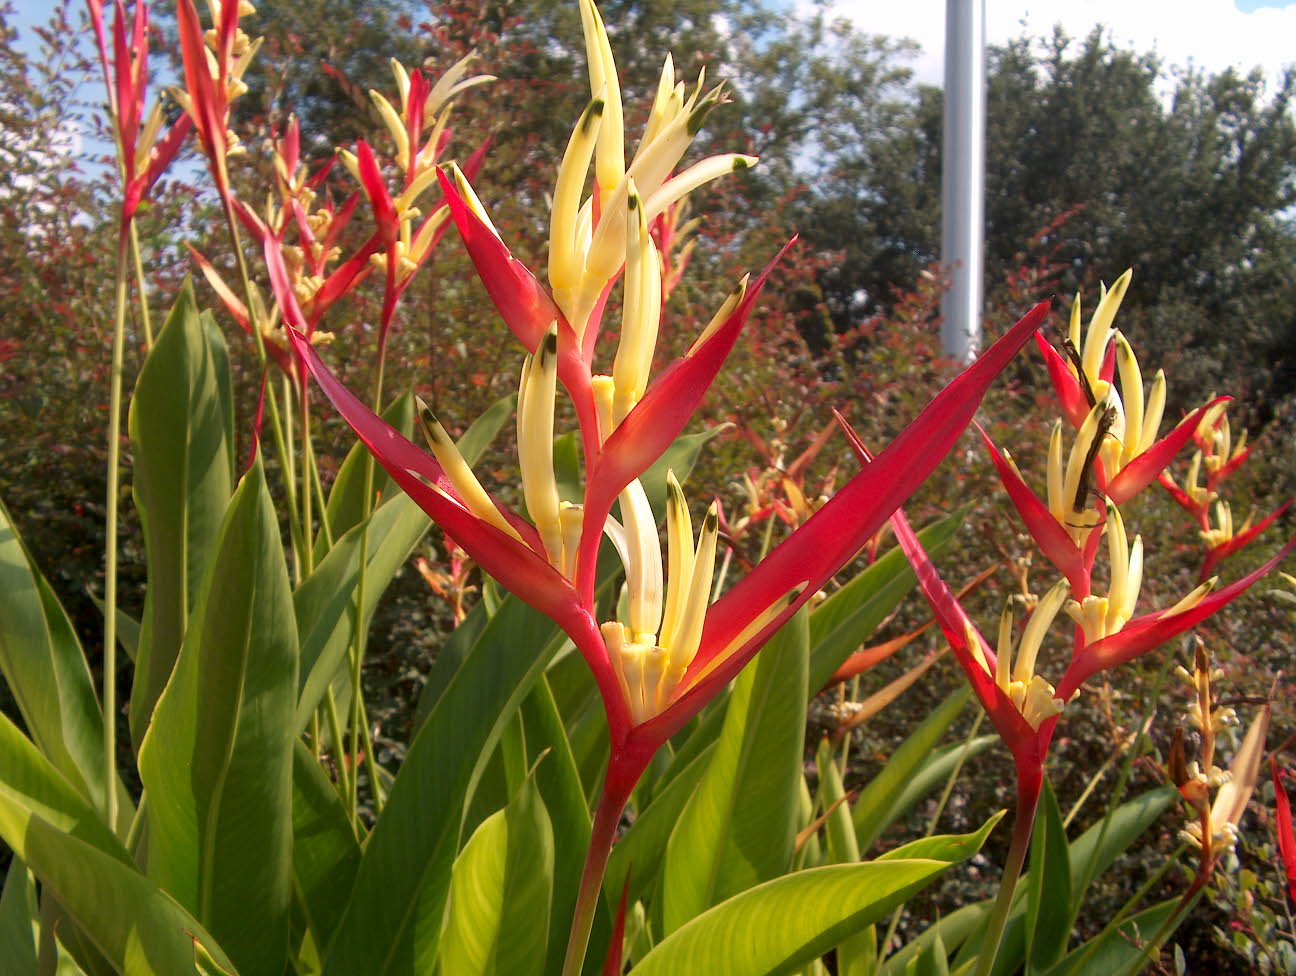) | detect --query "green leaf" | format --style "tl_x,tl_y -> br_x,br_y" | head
413,598 -> 490,728
808,511 -> 962,692
662,610 -> 810,932
816,738 -> 860,865
1065,786 -> 1177,904
439,773 -> 554,976
319,391 -> 416,558
294,491 -> 430,728
913,930 -> 950,976
199,309 -> 236,482
876,735 -> 997,844
633,817 -> 1000,976
137,457 -> 297,976
1042,899 -> 1178,976
520,676 -> 598,976
129,280 -> 234,746
0,497 -> 109,813
322,596 -> 568,976
0,860 -> 38,973
1025,781 -> 1071,972
0,712 -> 233,974
453,391 -> 518,469
853,688 -> 973,851
291,741 -> 360,940
888,787 -> 1177,975
636,425 -> 728,520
